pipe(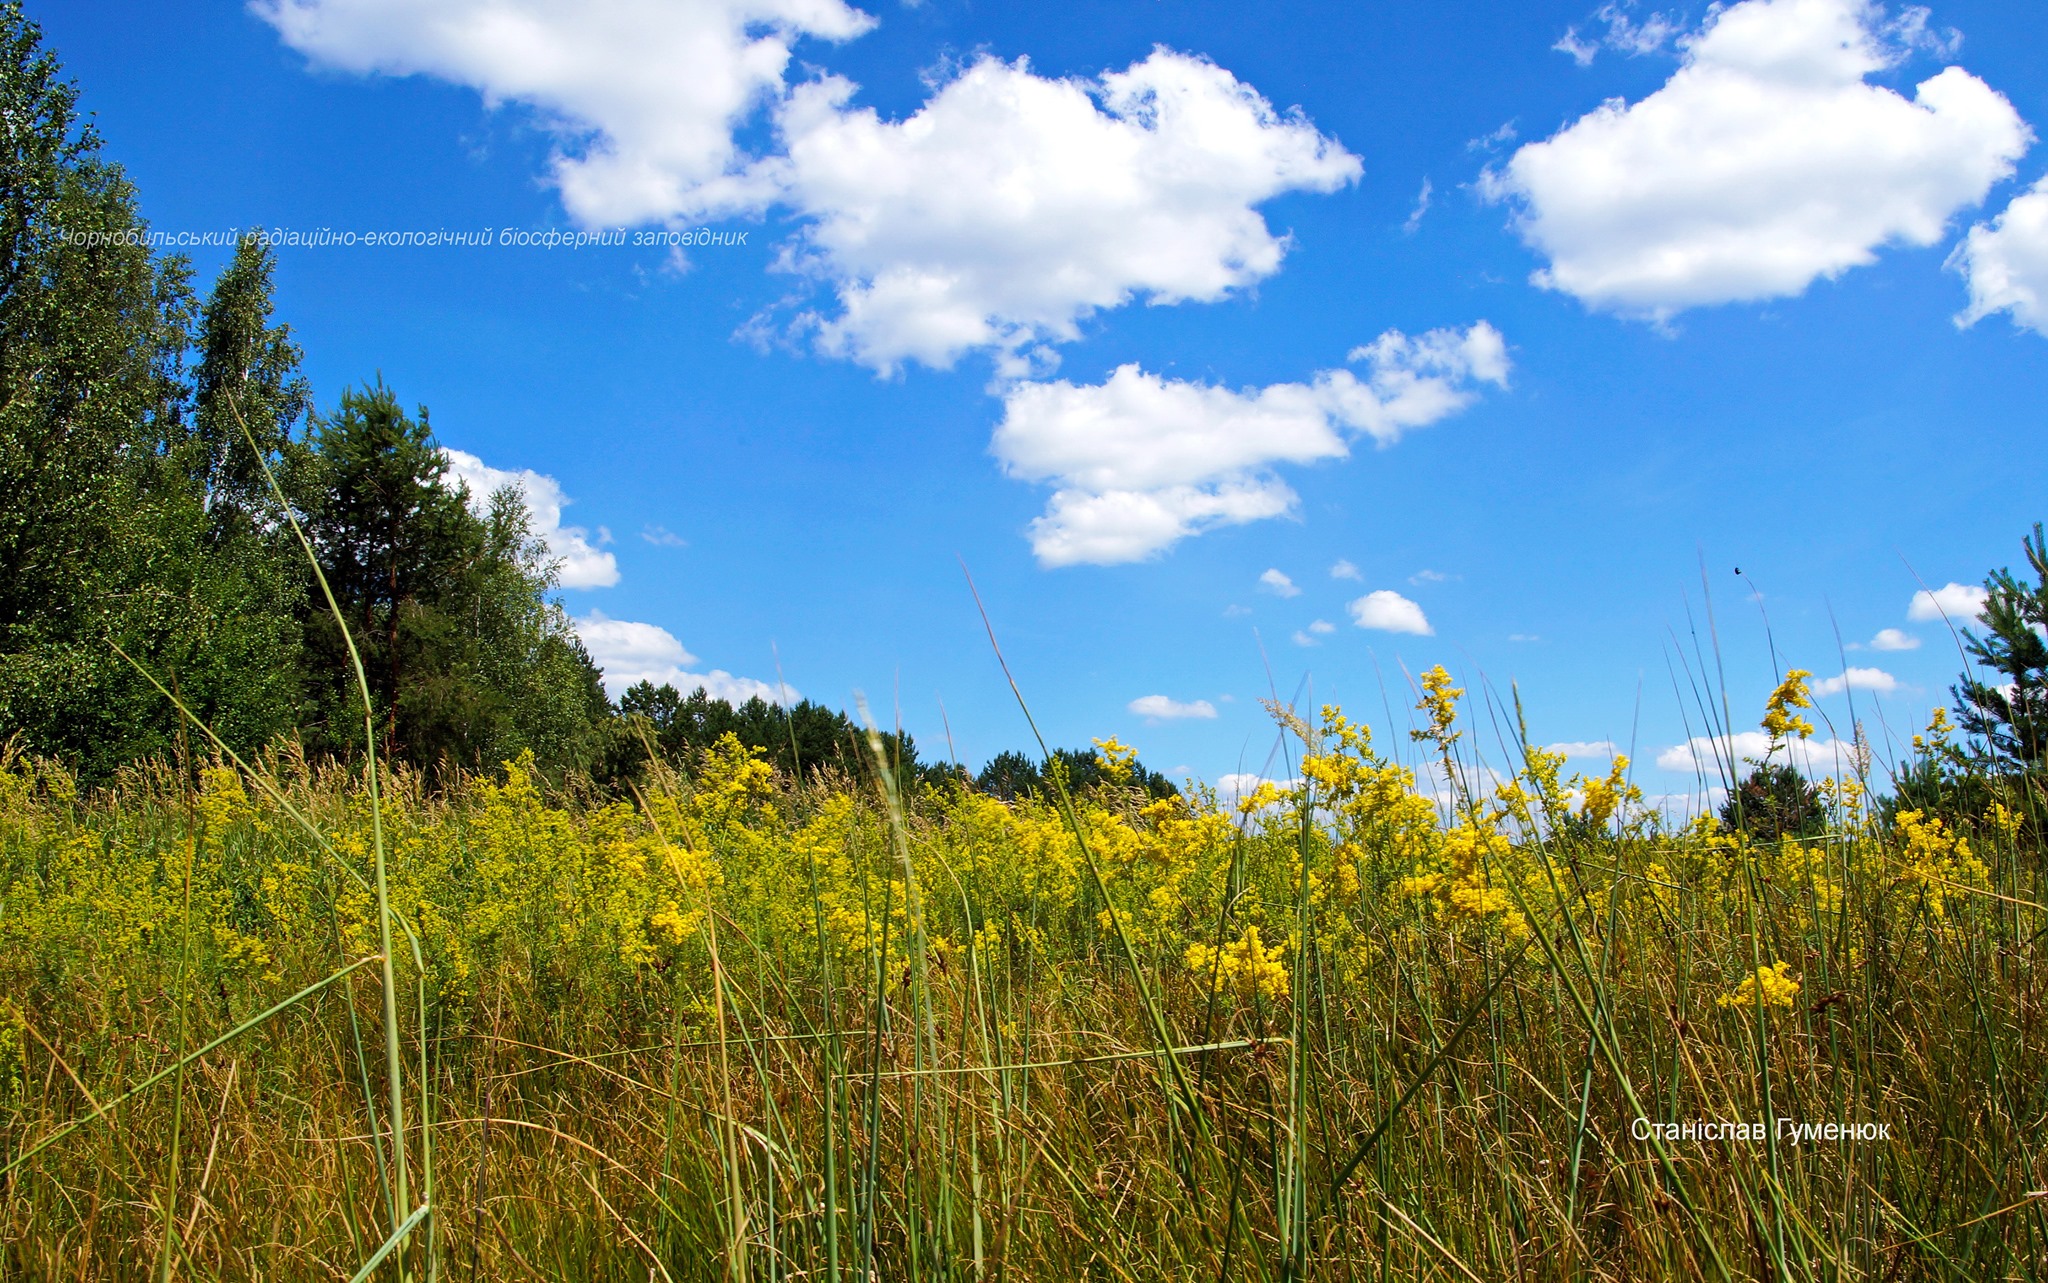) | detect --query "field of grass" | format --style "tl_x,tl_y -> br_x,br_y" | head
1,655 -> 2043,1281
